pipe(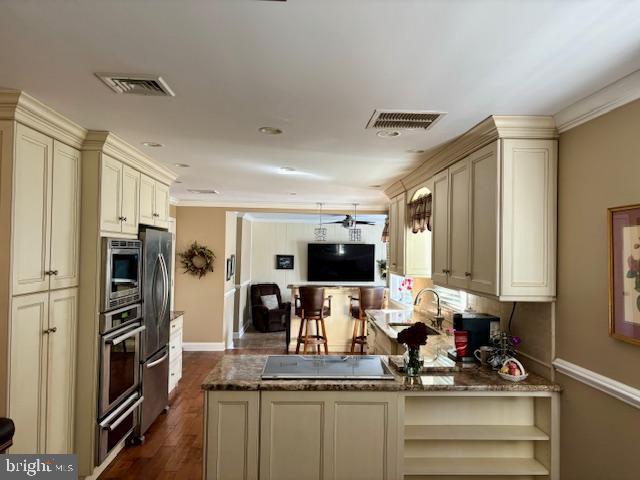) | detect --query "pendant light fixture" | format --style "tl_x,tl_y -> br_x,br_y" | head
314,202 -> 327,242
